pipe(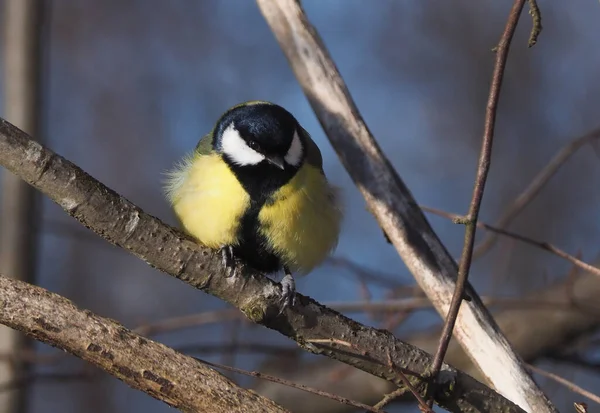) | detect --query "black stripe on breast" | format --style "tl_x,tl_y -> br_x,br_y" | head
226,159 -> 296,273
